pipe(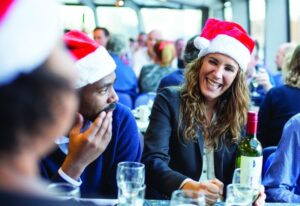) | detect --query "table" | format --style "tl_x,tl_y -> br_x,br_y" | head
80,198 -> 300,206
